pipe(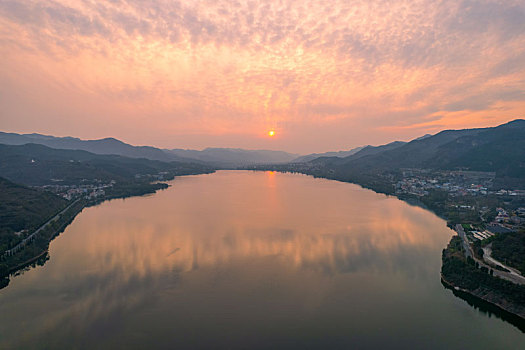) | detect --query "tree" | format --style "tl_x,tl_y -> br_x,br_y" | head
0,263 -> 8,277
477,248 -> 484,258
